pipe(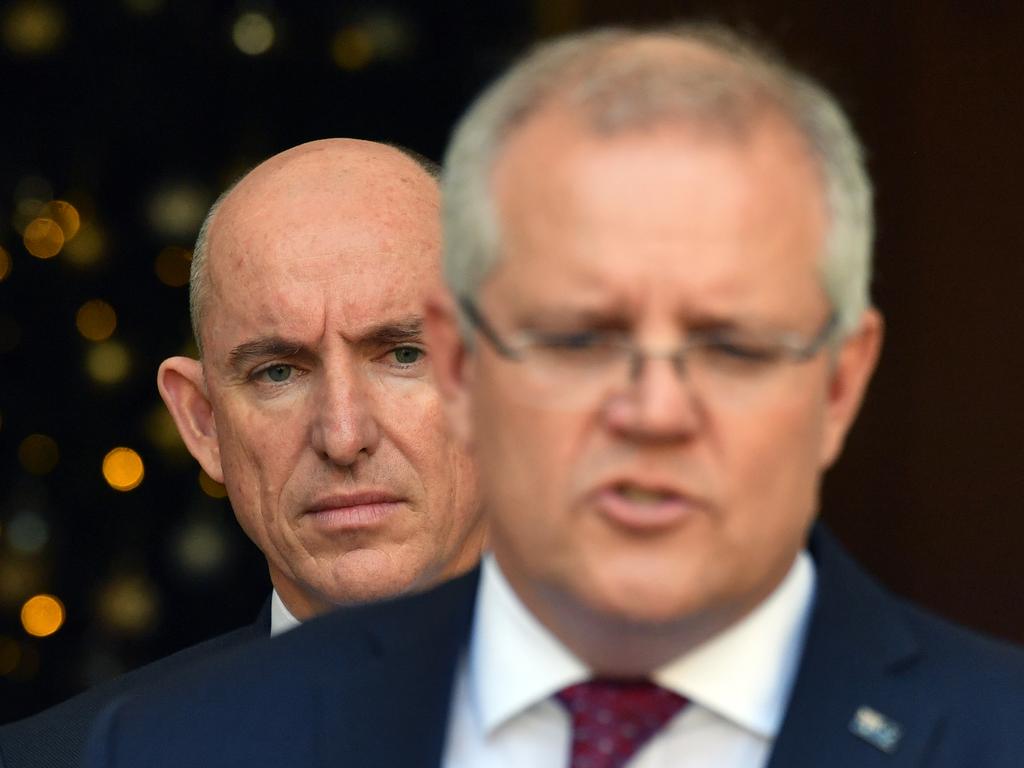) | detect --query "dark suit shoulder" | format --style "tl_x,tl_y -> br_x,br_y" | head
86,569 -> 480,768
772,527 -> 1024,768
0,612 -> 267,768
